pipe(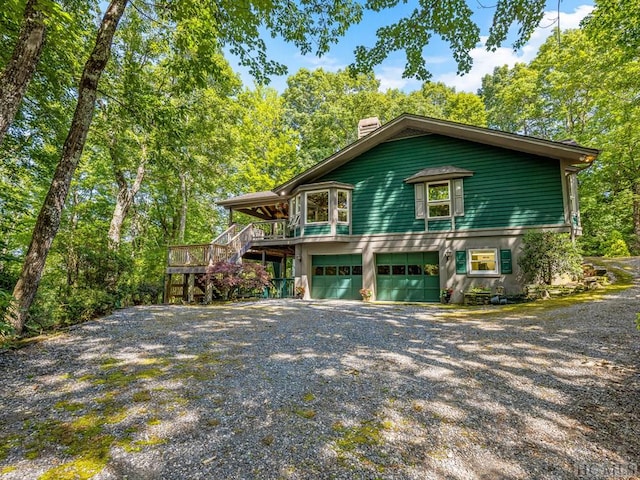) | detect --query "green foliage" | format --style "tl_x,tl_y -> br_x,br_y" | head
518,231 -> 583,285
480,27 -> 640,255
603,230 -> 631,257
206,261 -> 271,300
582,0 -> 640,61
0,291 -> 15,337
